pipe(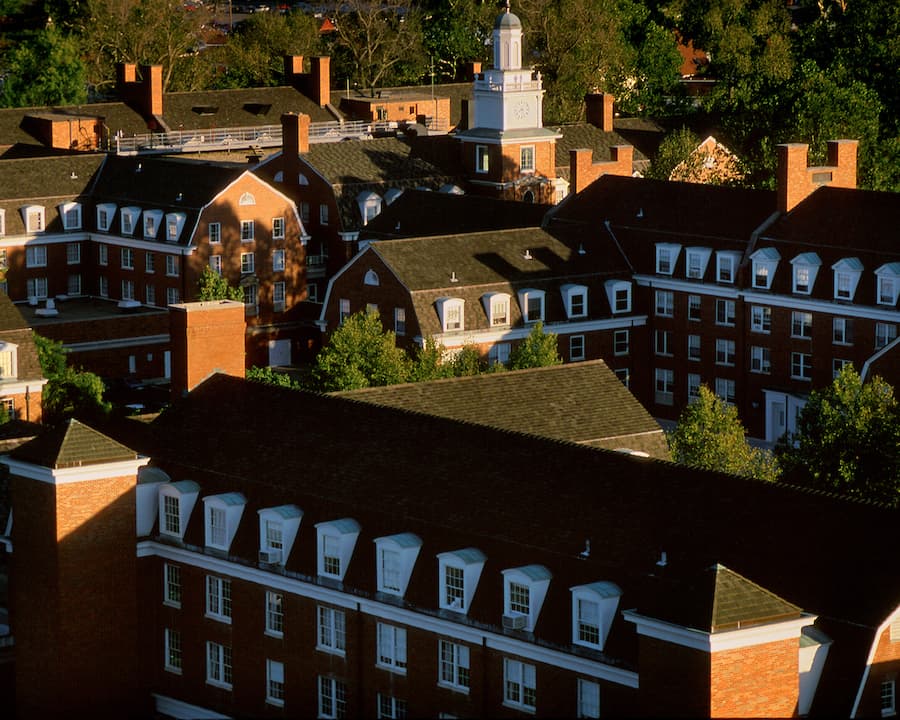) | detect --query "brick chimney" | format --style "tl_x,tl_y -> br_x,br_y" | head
570,144 -> 634,194
116,63 -> 163,121
284,55 -> 331,107
585,93 -> 614,132
281,112 -> 310,184
169,300 -> 246,401
777,139 -> 858,213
